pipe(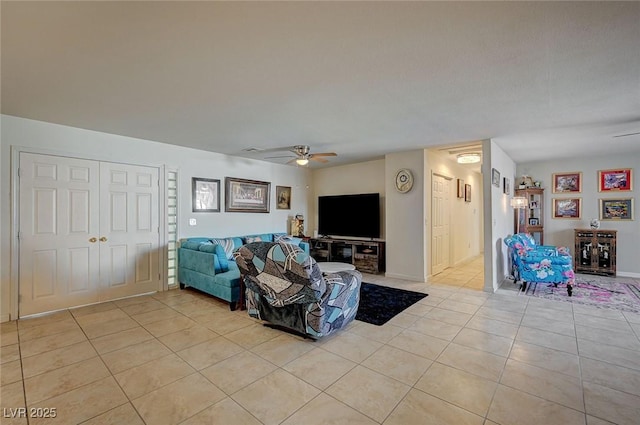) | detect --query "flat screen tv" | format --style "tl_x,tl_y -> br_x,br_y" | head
318,193 -> 380,239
